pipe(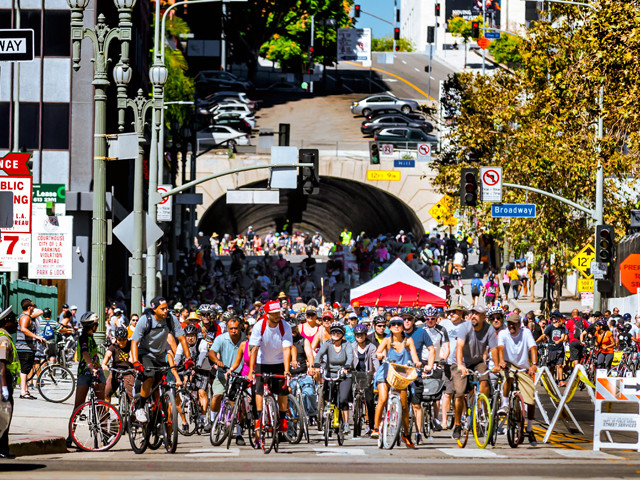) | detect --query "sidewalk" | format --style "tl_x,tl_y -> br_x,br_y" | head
7,394 -> 69,456
434,47 -> 502,75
